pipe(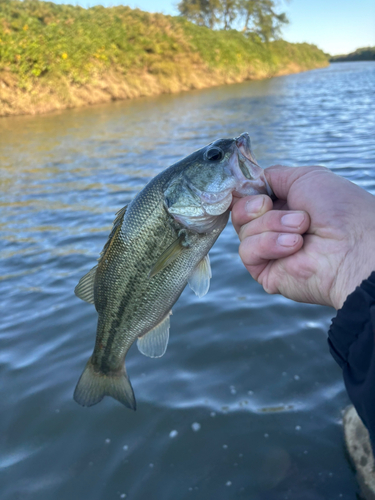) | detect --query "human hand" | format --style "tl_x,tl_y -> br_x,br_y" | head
231,165 -> 375,310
